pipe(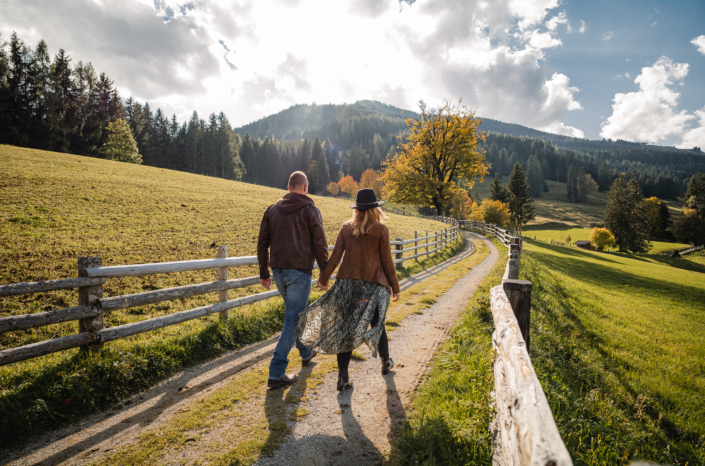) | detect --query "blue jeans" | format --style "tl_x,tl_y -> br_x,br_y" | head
268,268 -> 313,379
